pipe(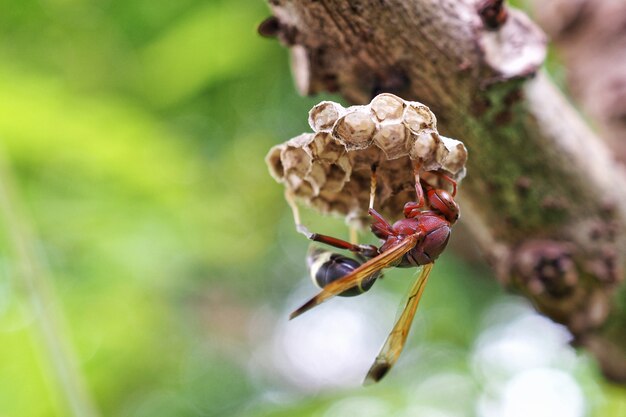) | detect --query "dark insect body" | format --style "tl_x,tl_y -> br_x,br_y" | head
289,164 -> 460,384
307,246 -> 378,296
